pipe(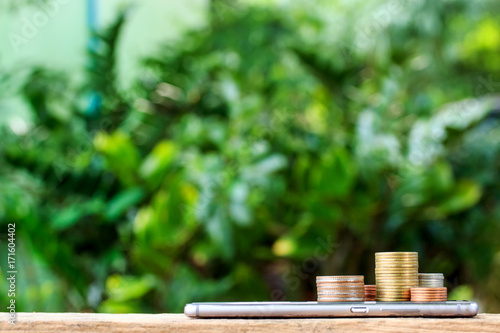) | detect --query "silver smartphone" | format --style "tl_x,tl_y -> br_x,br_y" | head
184,301 -> 478,318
